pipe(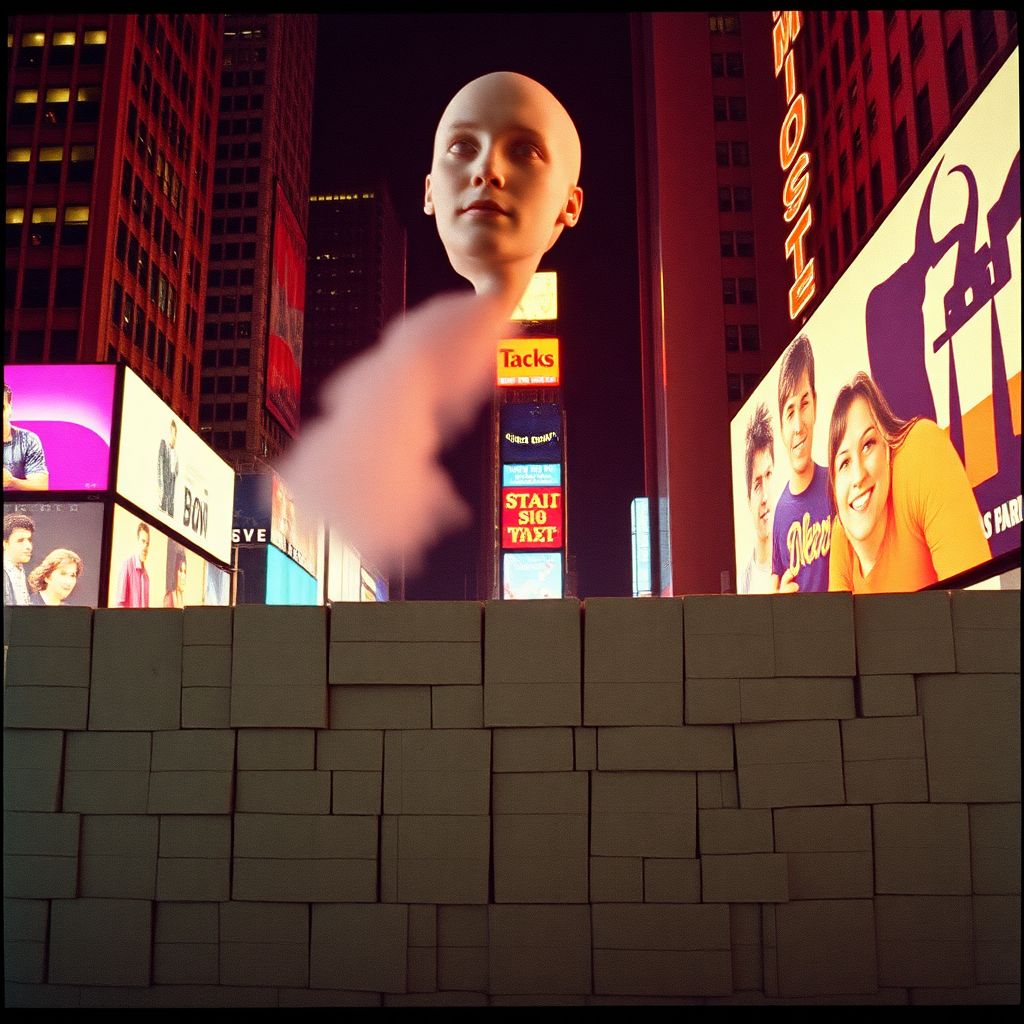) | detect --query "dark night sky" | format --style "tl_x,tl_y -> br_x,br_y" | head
307,14 -> 644,600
